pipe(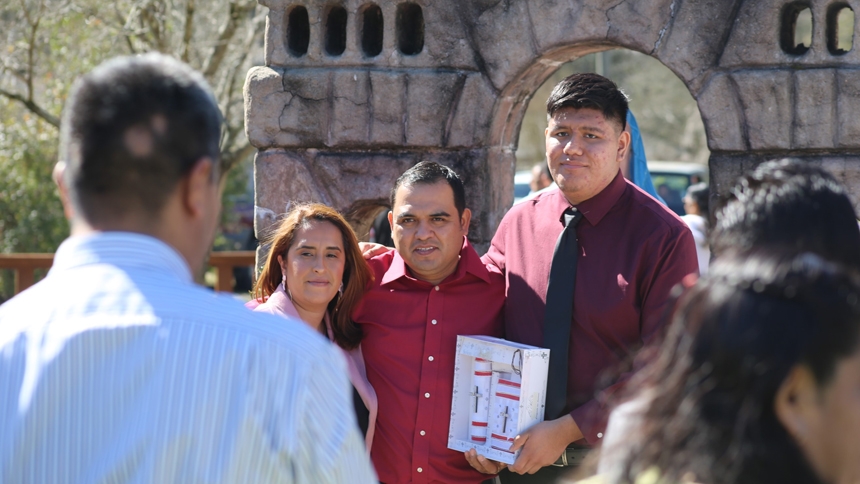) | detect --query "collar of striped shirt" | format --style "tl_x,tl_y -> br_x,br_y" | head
50,231 -> 192,283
